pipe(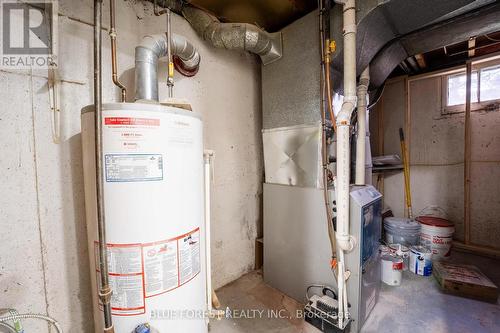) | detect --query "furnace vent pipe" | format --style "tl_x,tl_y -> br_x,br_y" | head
135,33 -> 201,101
355,67 -> 370,185
181,6 -> 282,65
335,0 -> 357,328
335,0 -> 357,254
